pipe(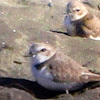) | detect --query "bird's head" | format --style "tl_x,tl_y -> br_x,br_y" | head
67,1 -> 88,21
26,43 -> 56,65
